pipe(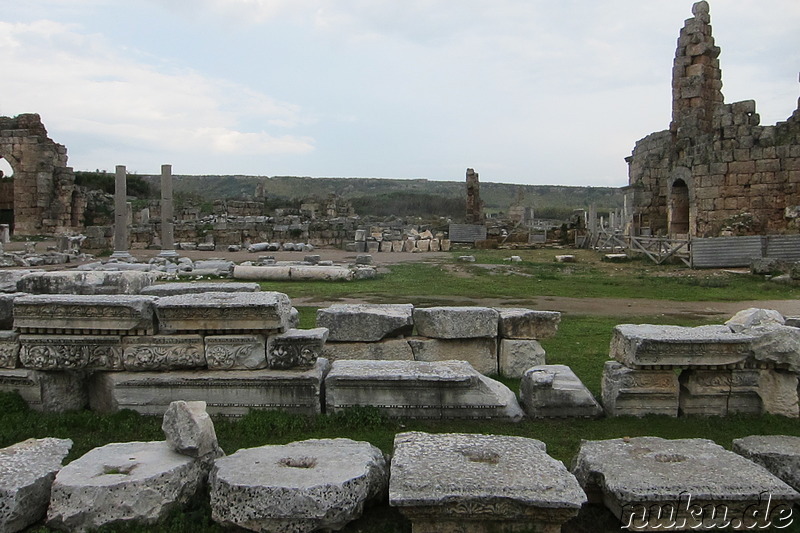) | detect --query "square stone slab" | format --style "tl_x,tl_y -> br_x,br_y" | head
732,435 -> 800,492
390,432 -> 586,533
572,437 -> 800,531
155,291 -> 291,333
